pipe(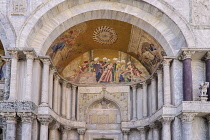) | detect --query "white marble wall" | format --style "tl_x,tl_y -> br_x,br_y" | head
192,117 -> 208,140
